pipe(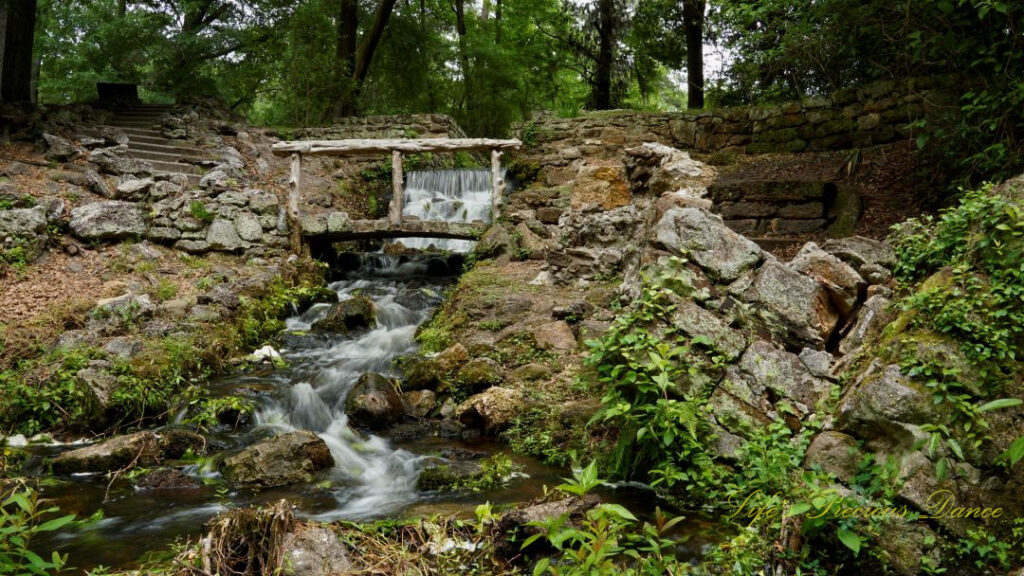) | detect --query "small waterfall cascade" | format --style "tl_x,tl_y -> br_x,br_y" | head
399,169 -> 496,252
255,257 -> 444,520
